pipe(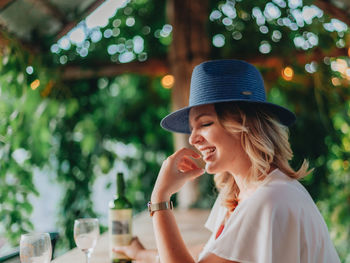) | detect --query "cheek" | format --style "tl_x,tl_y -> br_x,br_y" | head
218,136 -> 242,160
